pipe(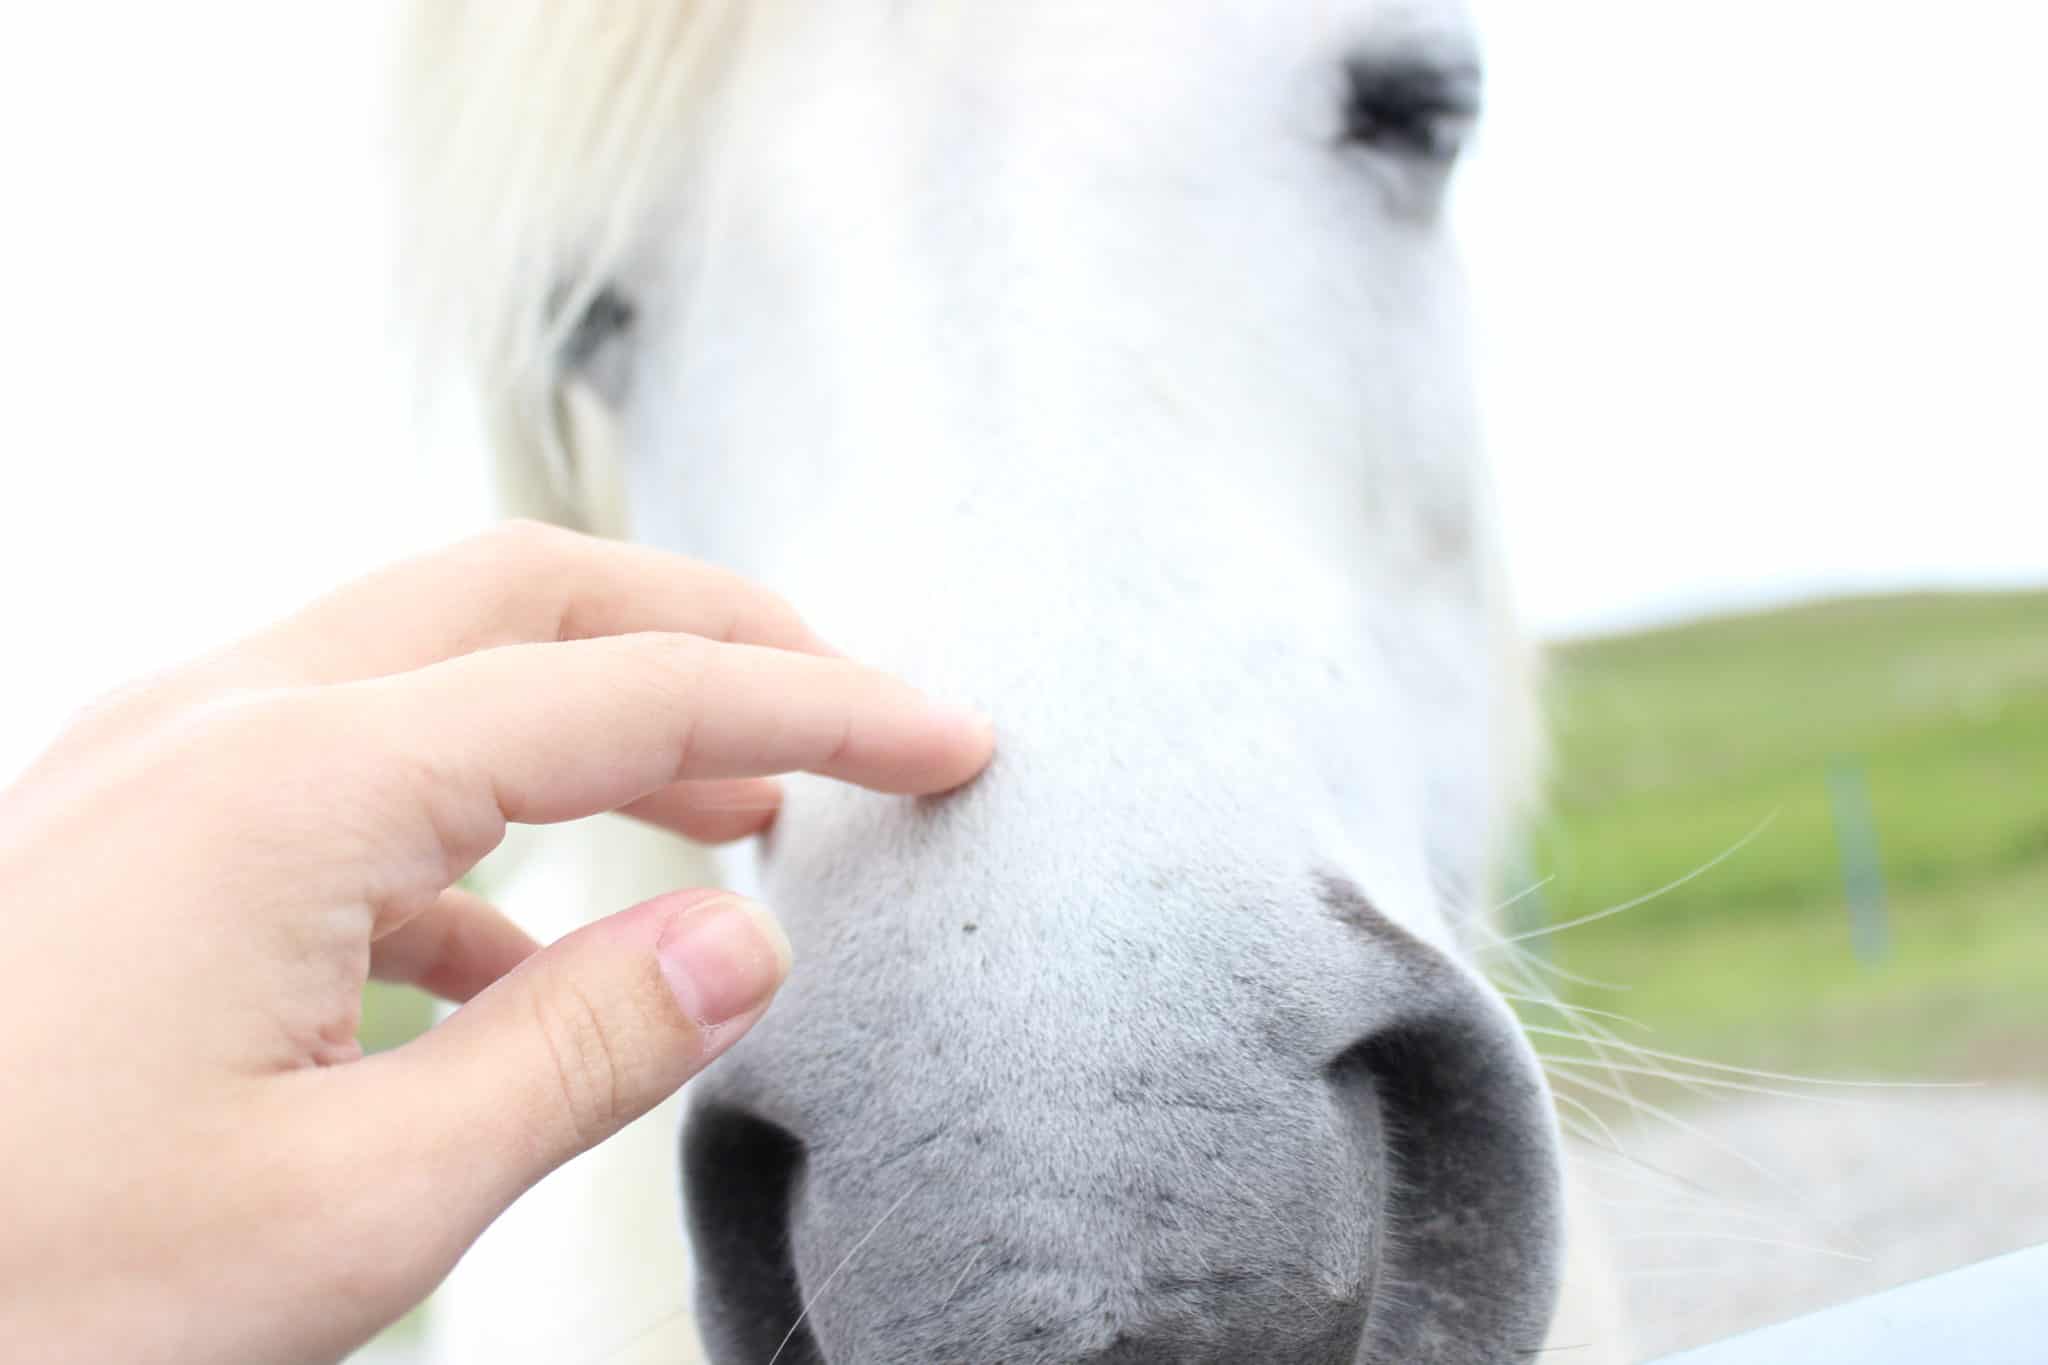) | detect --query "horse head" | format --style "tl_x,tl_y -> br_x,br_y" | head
403,2 -> 1562,1359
